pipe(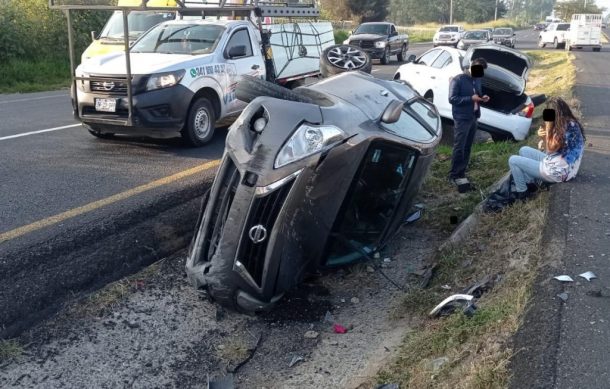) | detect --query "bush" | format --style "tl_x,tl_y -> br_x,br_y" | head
334,29 -> 349,44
